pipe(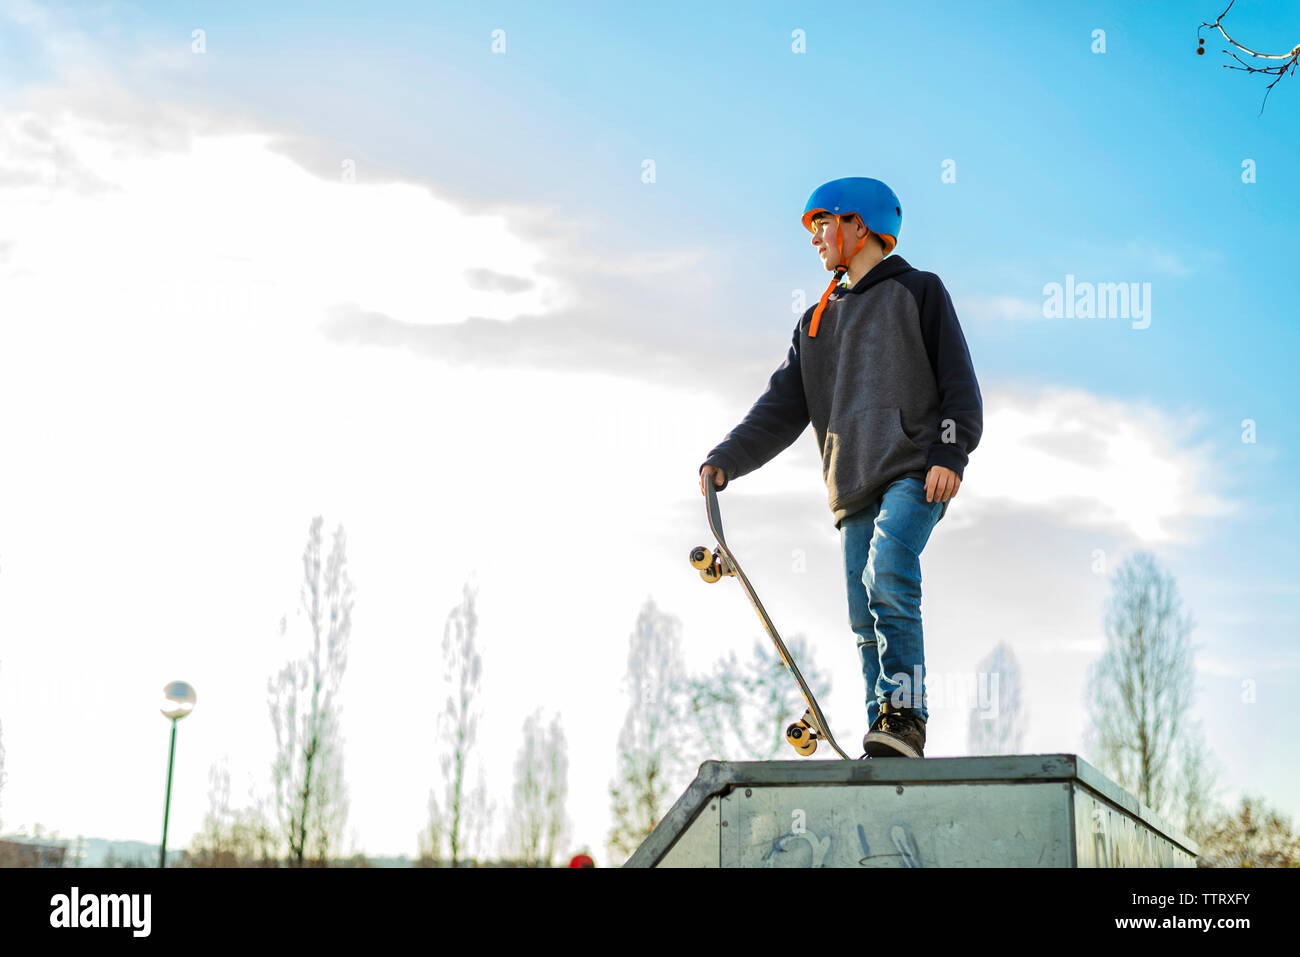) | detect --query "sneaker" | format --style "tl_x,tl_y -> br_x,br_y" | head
862,700 -> 926,758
